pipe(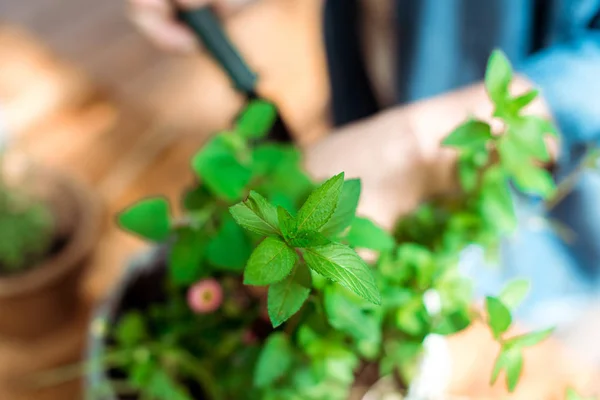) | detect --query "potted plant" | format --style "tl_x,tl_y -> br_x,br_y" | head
0,144 -> 102,340
86,51 -> 564,399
